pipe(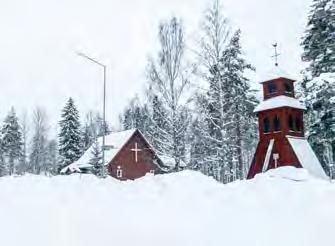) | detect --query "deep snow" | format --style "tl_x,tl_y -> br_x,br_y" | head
0,167 -> 334,246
